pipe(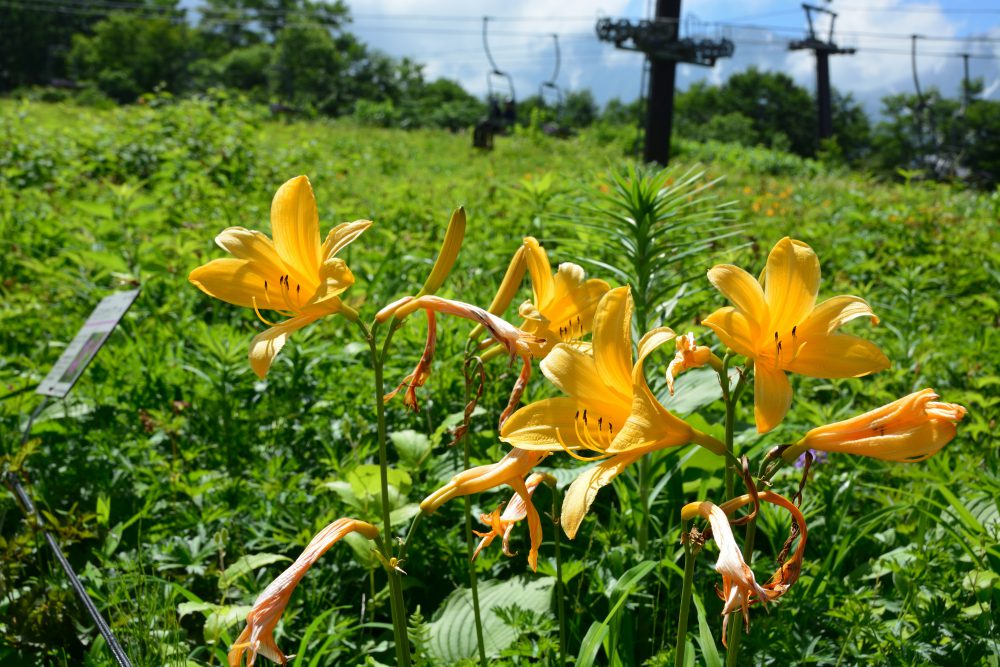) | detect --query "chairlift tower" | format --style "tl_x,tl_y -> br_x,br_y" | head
596,0 -> 734,164
789,3 -> 855,141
